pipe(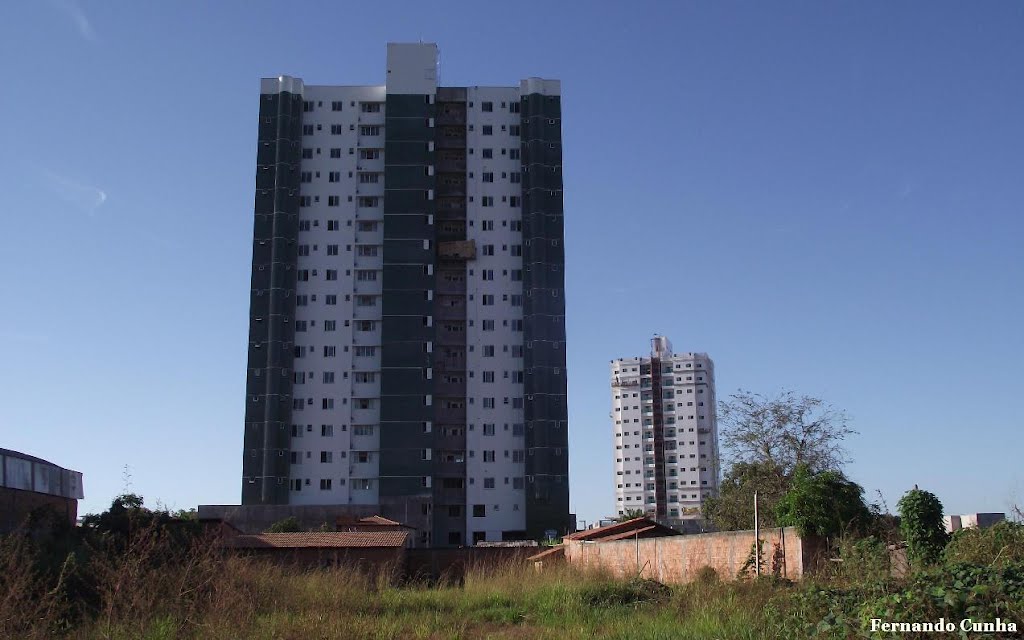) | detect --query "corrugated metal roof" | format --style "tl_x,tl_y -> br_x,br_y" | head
226,531 -> 409,549
527,545 -> 565,562
563,517 -> 680,541
334,515 -> 414,528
